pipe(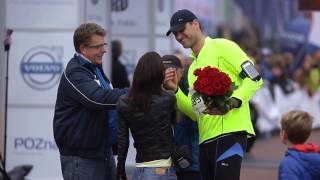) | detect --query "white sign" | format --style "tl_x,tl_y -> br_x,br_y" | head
85,0 -> 108,28
155,0 -> 171,35
309,12 -> 320,47
8,32 -> 74,105
7,0 -> 79,29
174,0 -> 216,34
111,0 -> 148,35
6,107 -> 62,180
